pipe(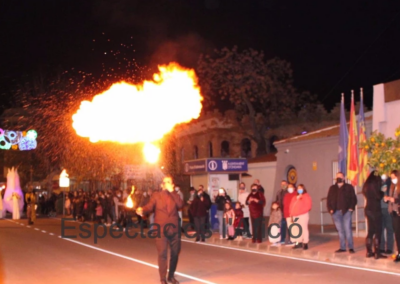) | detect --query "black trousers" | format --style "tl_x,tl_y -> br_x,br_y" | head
188,210 -> 194,229
156,233 -> 181,280
242,217 -> 251,236
380,208 -> 394,251
194,216 -> 206,240
365,210 -> 382,242
391,212 -> 400,253
251,216 -> 264,242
